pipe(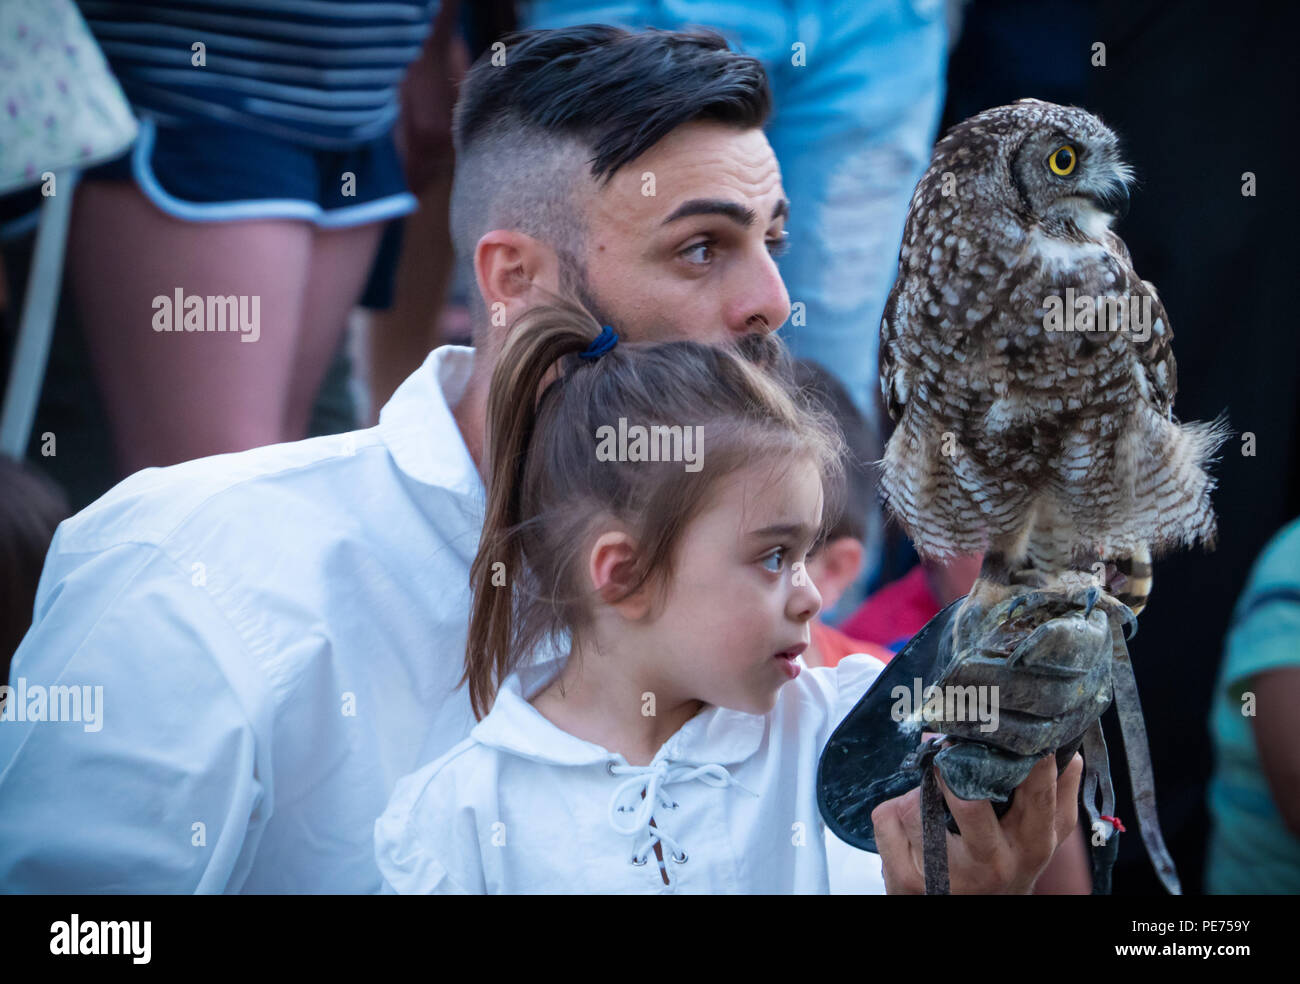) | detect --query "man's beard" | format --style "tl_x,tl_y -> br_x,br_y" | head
561,256 -> 617,333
